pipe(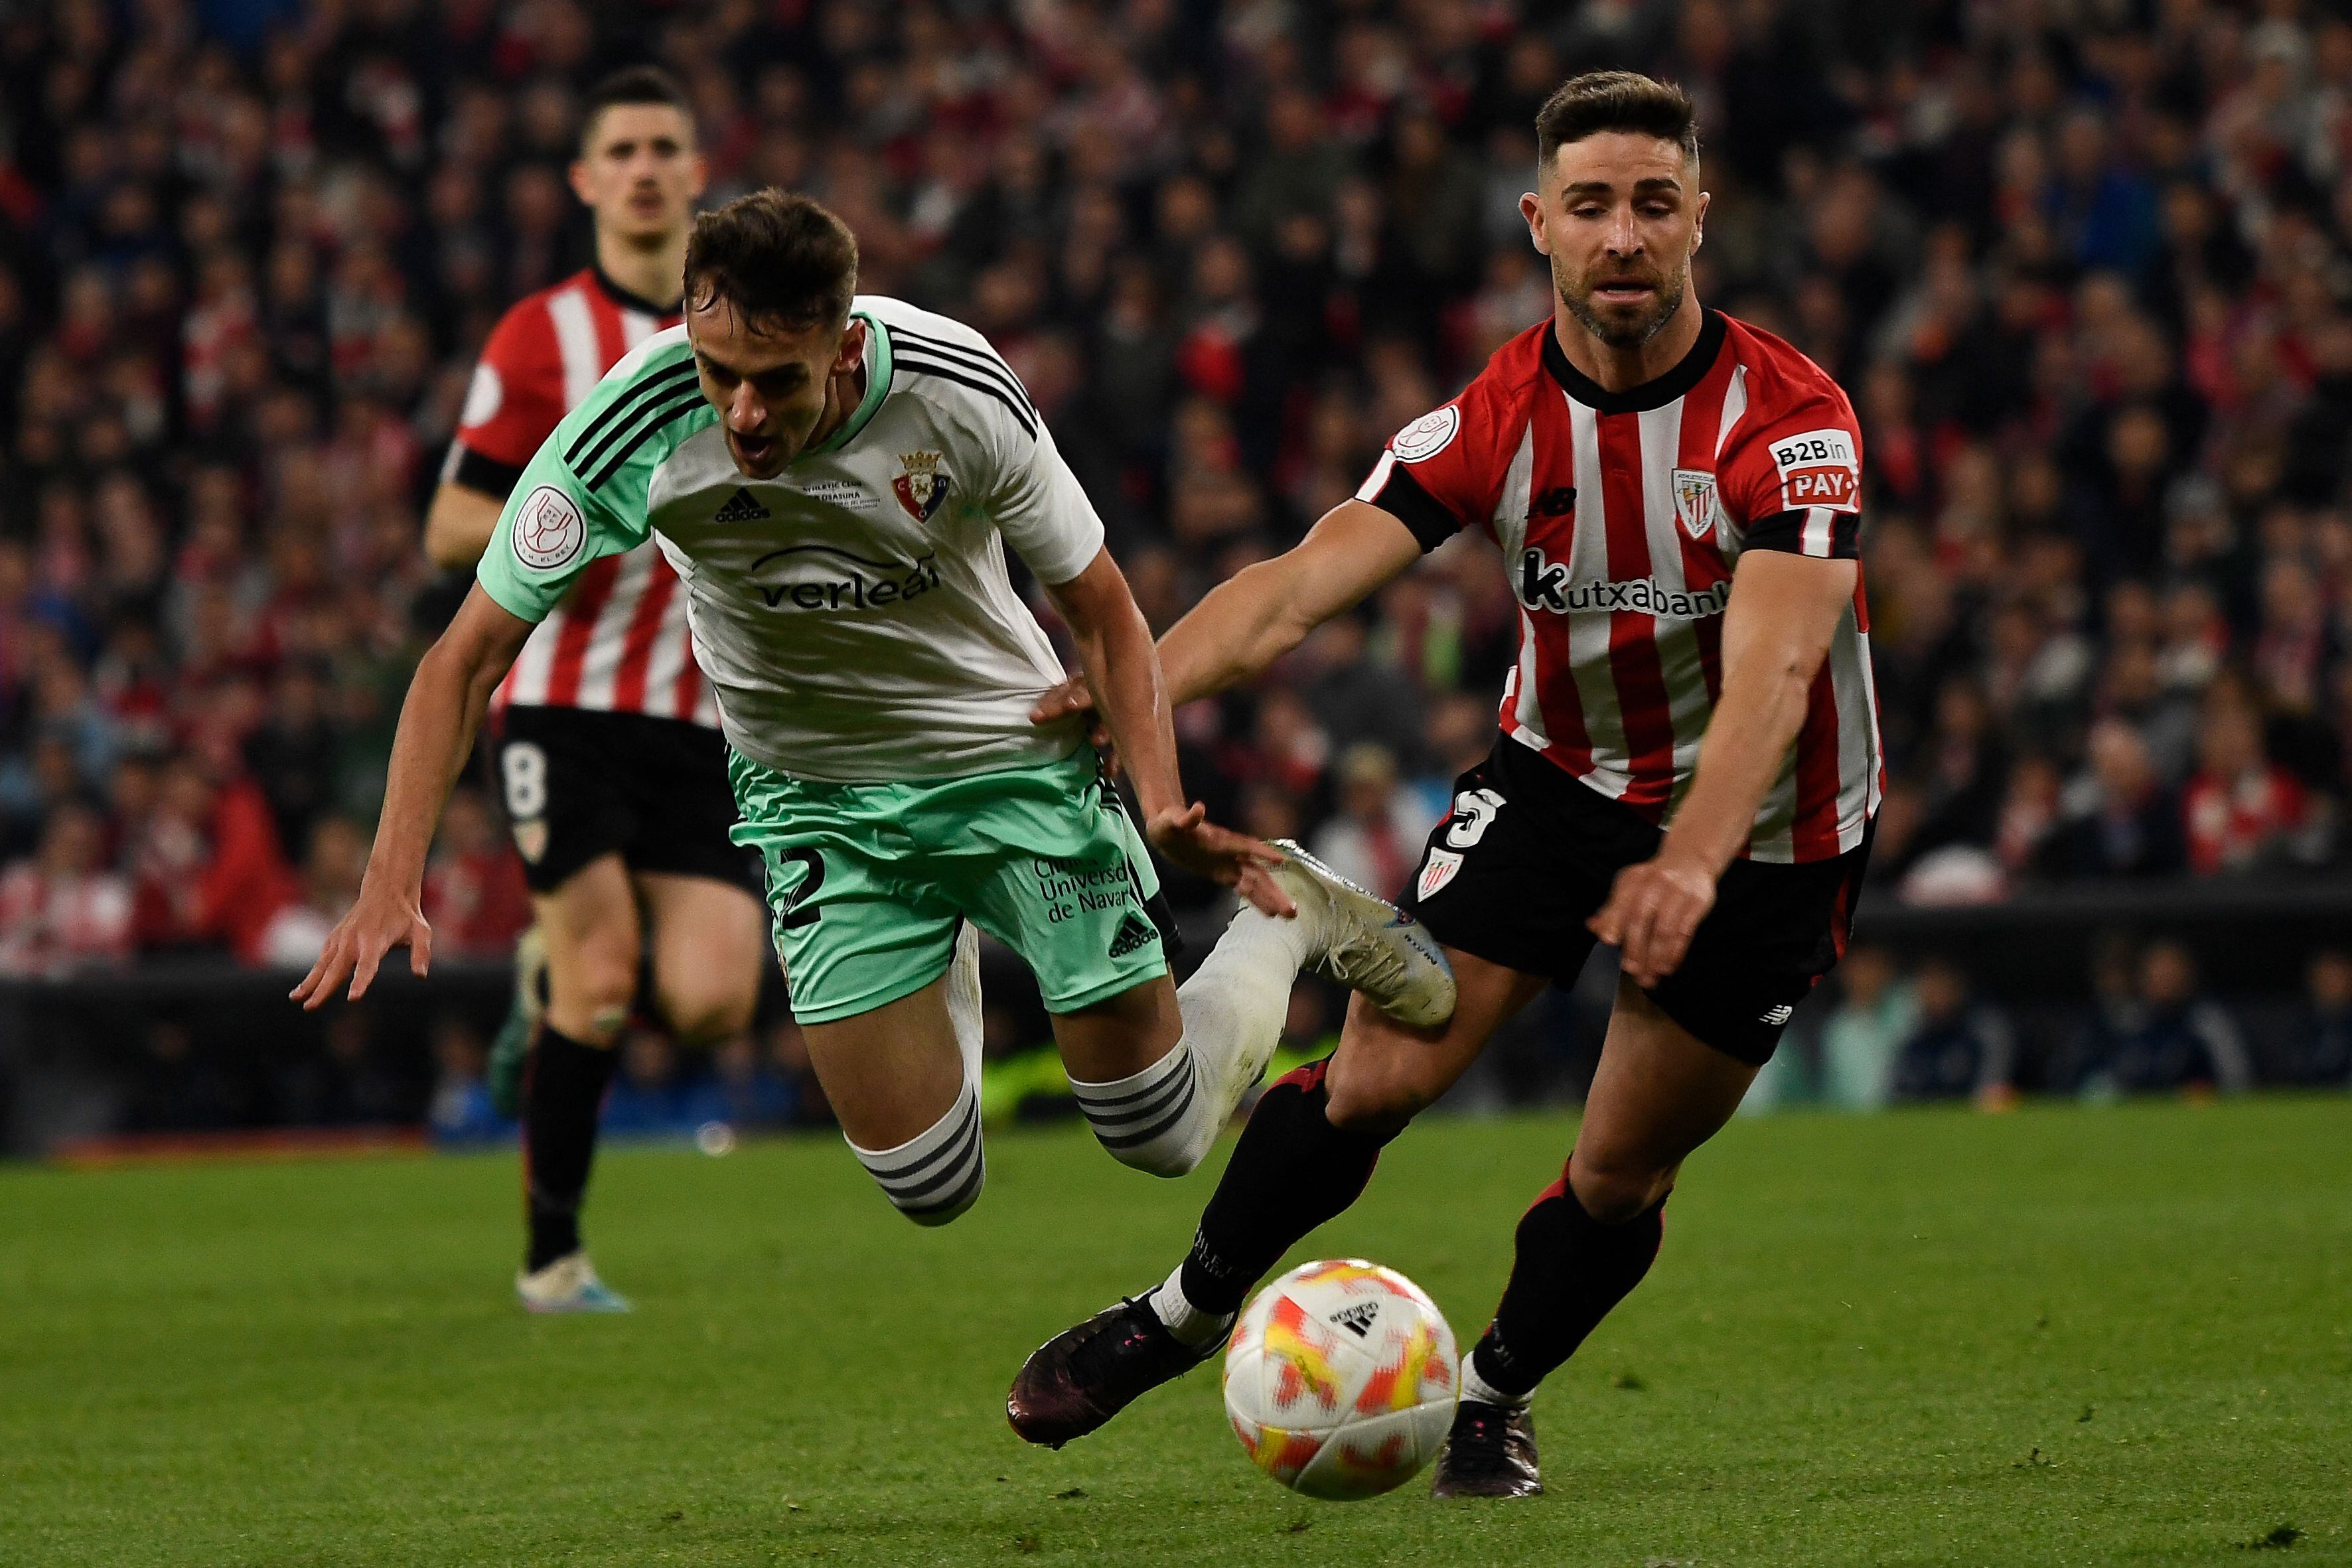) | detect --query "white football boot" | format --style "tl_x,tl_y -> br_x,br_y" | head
515,1252 -> 632,1315
1268,839 -> 1457,1029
